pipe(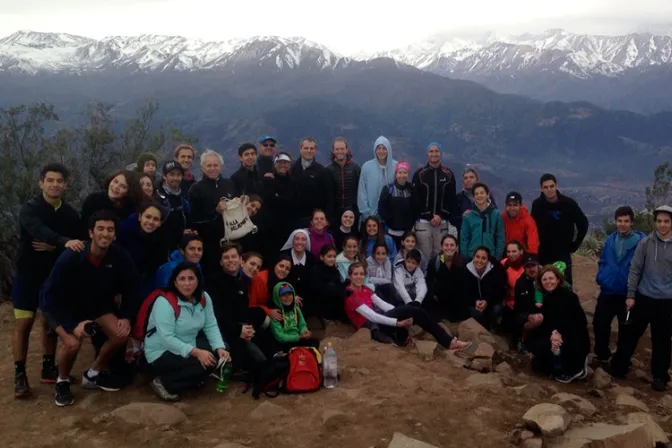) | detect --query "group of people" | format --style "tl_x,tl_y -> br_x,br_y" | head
9,134 -> 672,407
